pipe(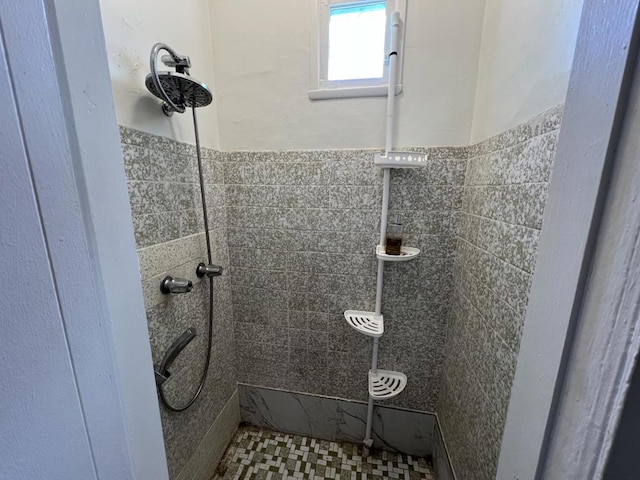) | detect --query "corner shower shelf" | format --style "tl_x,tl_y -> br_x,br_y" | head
368,369 -> 408,399
376,245 -> 420,262
344,310 -> 384,338
374,152 -> 428,168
